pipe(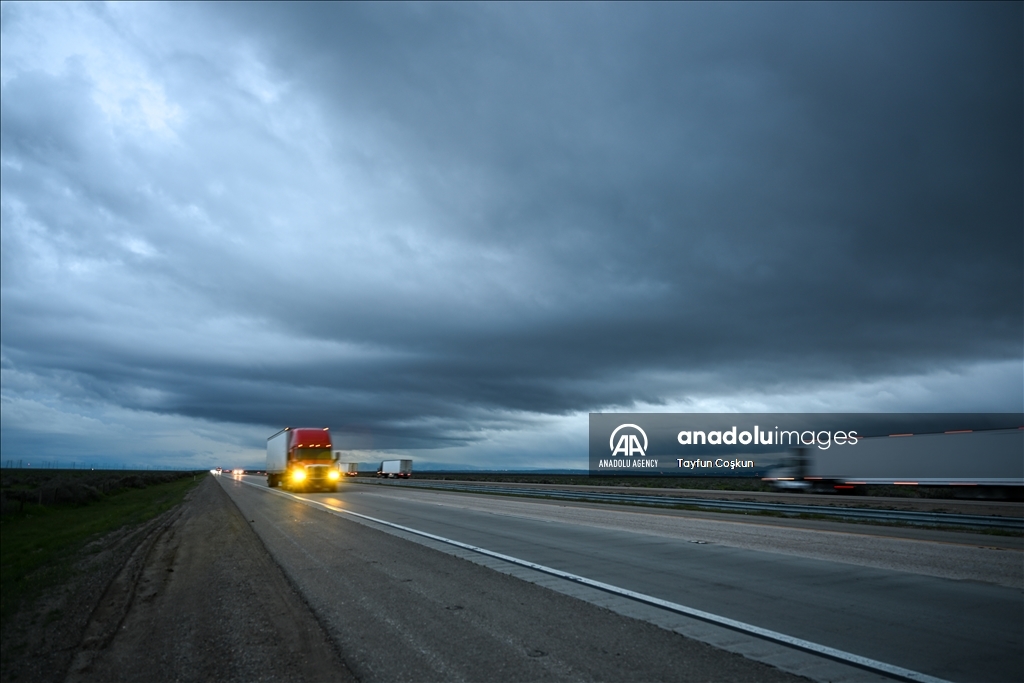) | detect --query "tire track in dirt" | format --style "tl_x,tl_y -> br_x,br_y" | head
64,476 -> 355,683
